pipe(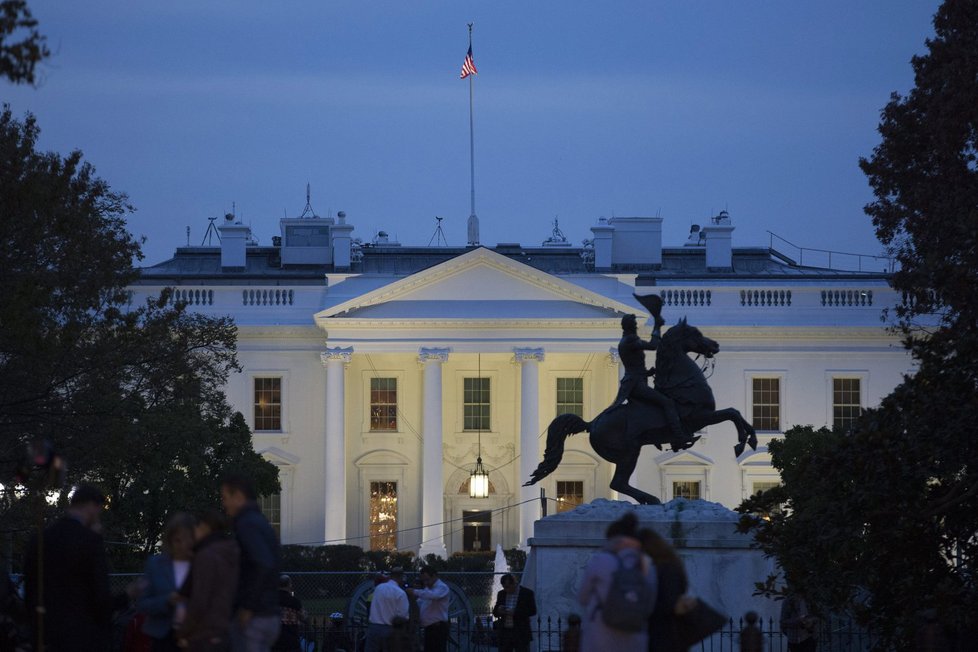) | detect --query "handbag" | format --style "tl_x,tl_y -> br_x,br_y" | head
676,599 -> 728,647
